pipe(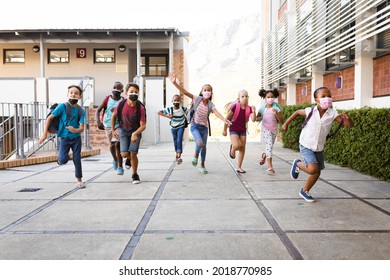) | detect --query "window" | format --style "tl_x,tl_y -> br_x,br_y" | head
140,55 -> 168,76
3,49 -> 25,63
48,49 -> 69,63
377,0 -> 390,56
94,49 -> 115,63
